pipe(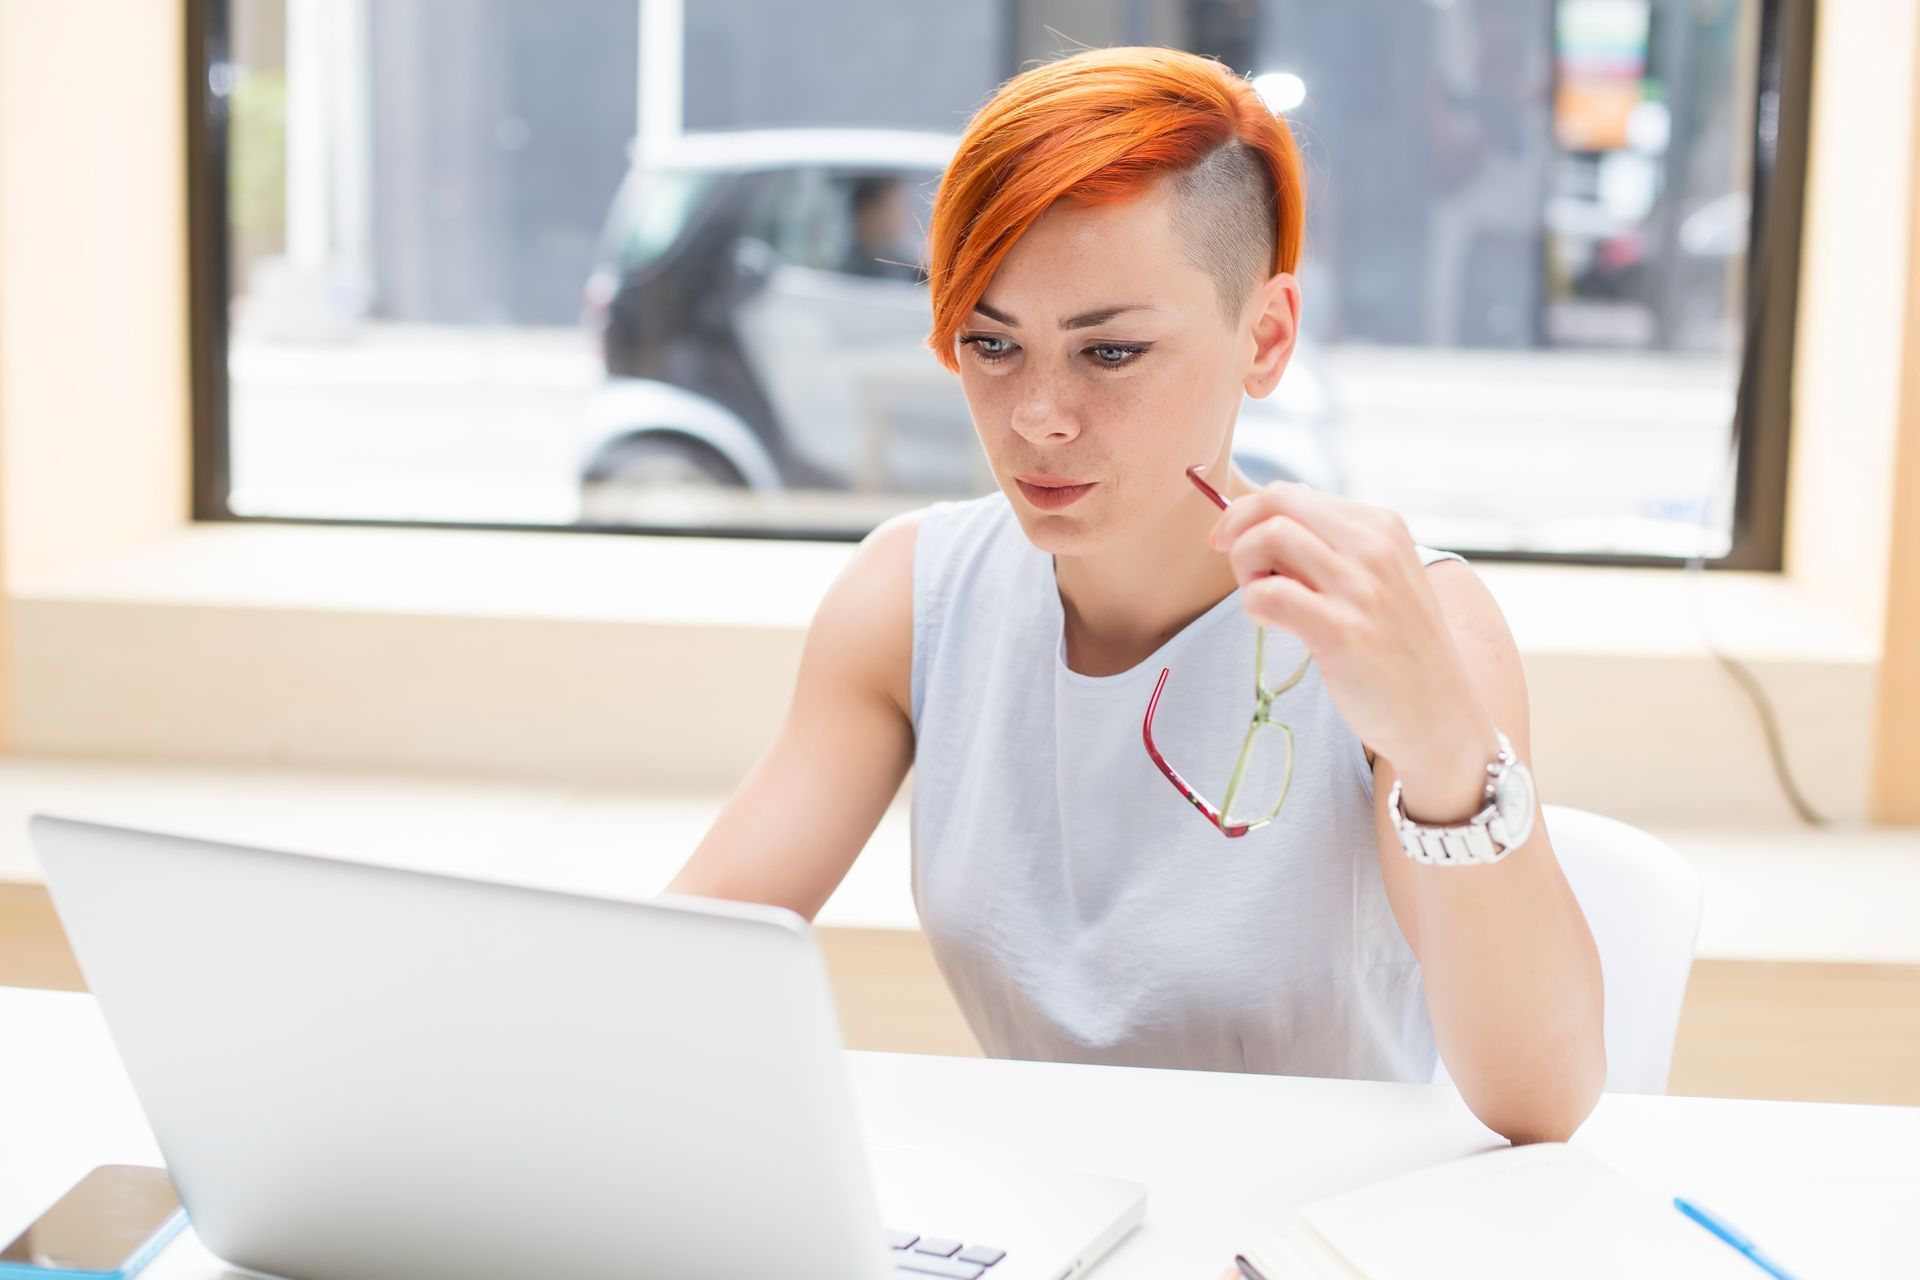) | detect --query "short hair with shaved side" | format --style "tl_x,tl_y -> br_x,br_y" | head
1167,138 -> 1279,324
925,46 -> 1305,368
